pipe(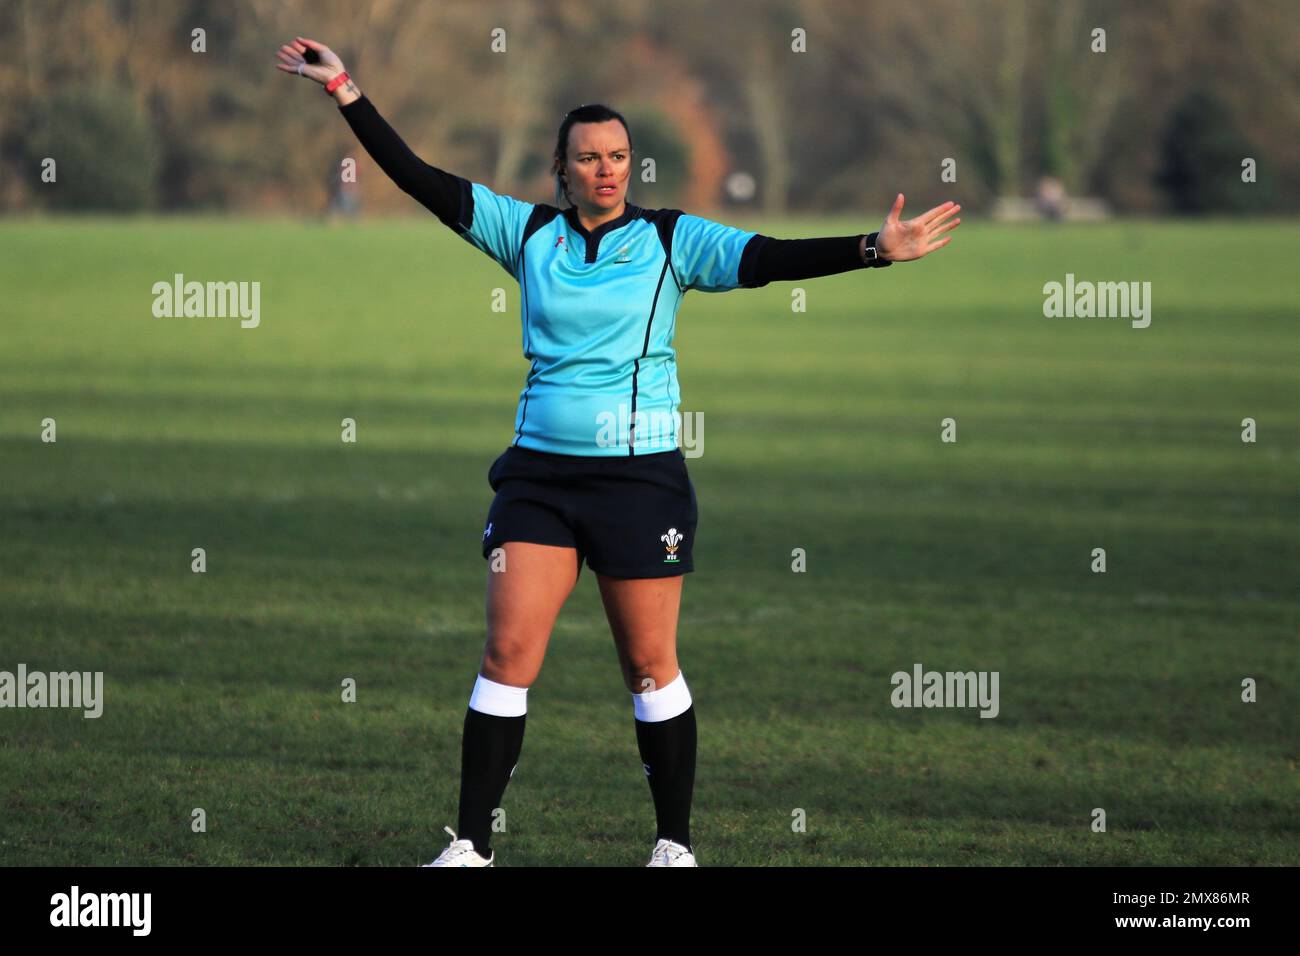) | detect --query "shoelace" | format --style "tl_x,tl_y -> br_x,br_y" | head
652,840 -> 690,865
432,825 -> 480,865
